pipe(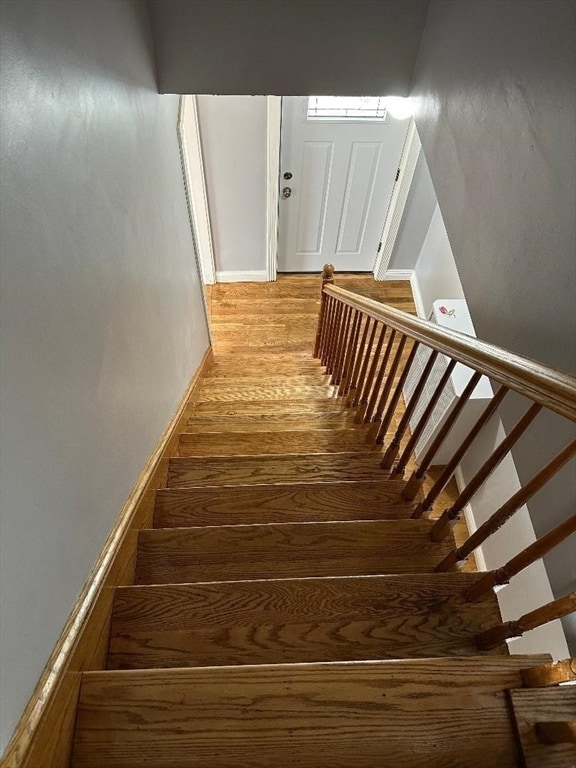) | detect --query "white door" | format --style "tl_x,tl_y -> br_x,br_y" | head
277,97 -> 410,273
